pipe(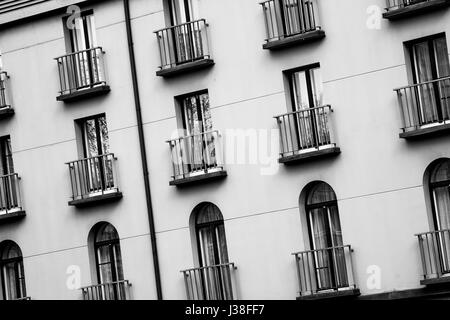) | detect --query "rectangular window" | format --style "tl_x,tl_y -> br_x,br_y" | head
175,91 -> 217,173
67,10 -> 97,53
406,34 -> 450,125
76,115 -> 113,192
0,136 -> 18,211
283,64 -> 330,150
